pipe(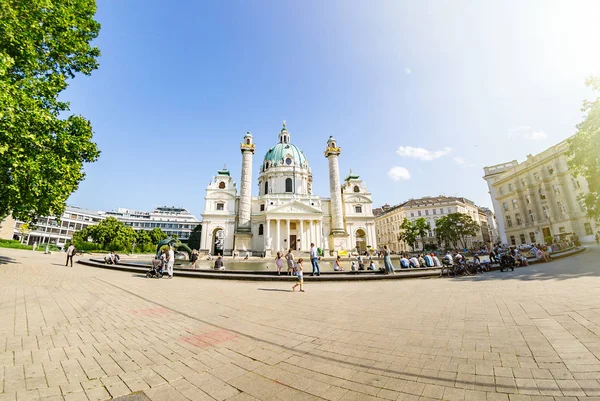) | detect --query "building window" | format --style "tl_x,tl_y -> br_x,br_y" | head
512,199 -> 518,209
520,234 -> 526,244
542,205 -> 550,219
447,208 -> 452,214
529,209 -> 535,223
553,185 -> 561,195
355,205 -> 362,213
557,201 -> 566,216
433,209 -> 436,215
353,185 -> 360,193
218,181 -> 226,189
440,208 -> 444,214
216,203 -> 224,211
506,216 -> 512,228
265,181 -> 269,195
418,211 -> 422,216
503,202 -> 509,211
499,187 -> 505,195
285,178 -> 293,193
529,232 -> 536,243
410,212 -> 414,217
539,188 -> 546,200
526,196 -> 531,205
510,236 -> 516,245
585,222 -> 593,236
572,178 -> 581,189
515,213 -> 522,225
425,210 -> 429,216
260,204 -> 265,211
508,183 -> 513,192
285,157 -> 292,165
258,224 -> 264,235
